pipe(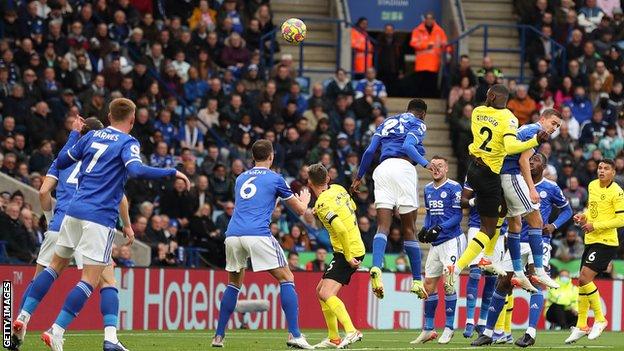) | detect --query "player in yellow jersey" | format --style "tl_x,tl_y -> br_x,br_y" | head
308,163 -> 365,349
565,159 -> 624,344
446,84 -> 549,289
